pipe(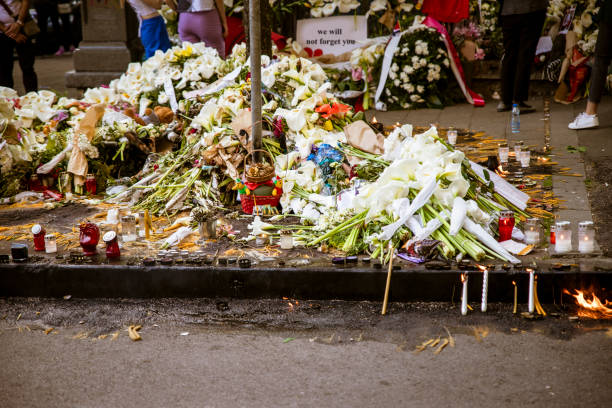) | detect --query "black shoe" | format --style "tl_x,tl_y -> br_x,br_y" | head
497,102 -> 512,112
517,102 -> 536,114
